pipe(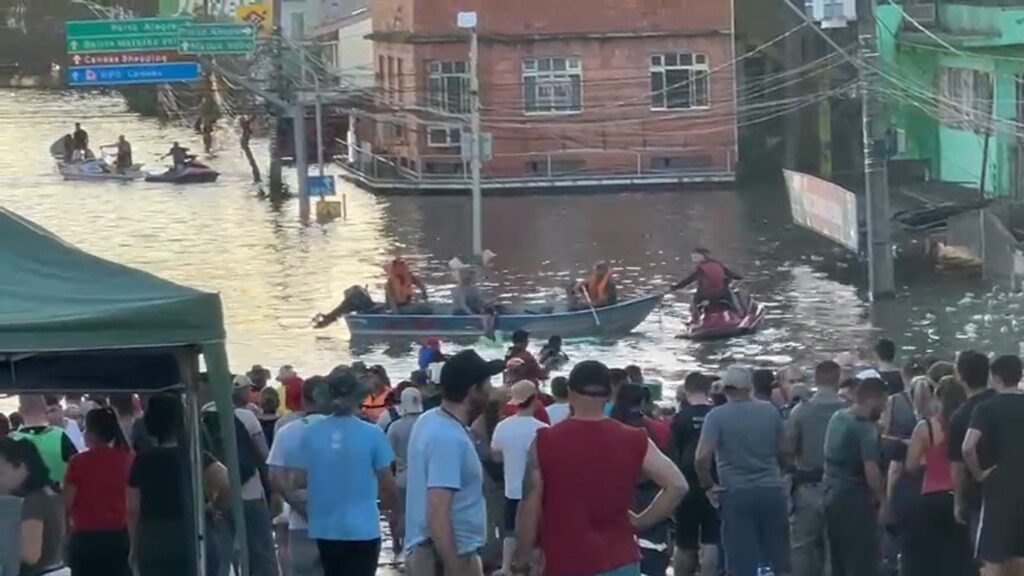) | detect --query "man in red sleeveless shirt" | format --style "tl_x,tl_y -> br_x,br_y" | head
511,361 -> 687,576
